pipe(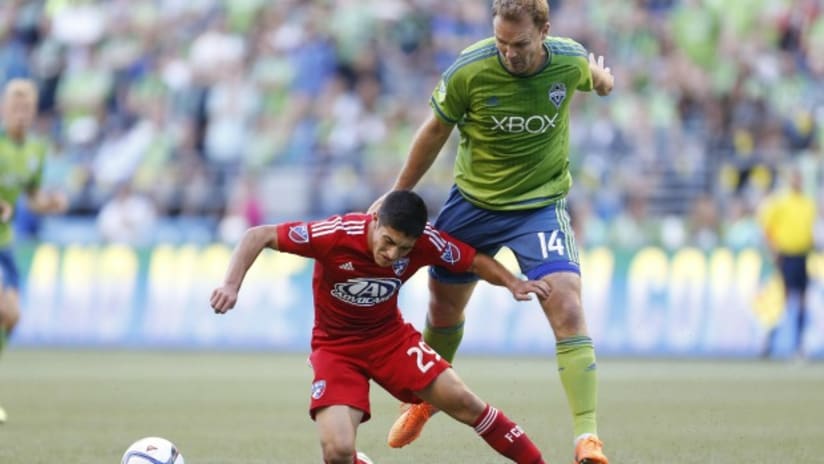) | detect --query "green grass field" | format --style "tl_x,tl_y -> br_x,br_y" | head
1,350 -> 822,463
